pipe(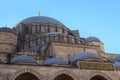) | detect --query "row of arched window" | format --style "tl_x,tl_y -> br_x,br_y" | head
26,25 -> 68,34
22,35 -> 82,49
